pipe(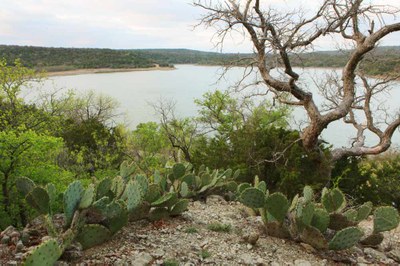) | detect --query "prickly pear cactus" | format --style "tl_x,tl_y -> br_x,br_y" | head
151,192 -> 178,208
373,206 -> 400,234
111,176 -> 125,199
356,201 -> 373,222
120,160 -> 136,180
23,238 -> 62,266
96,178 -> 112,200
257,181 -> 267,194
79,184 -> 95,209
296,200 -> 315,229
149,207 -> 170,221
180,182 -> 191,198
266,192 -> 289,223
303,186 -> 314,202
76,224 -> 112,250
170,199 -> 189,216
328,226 -> 363,250
104,201 -> 128,234
122,180 -> 142,212
63,181 -> 83,226
300,225 -> 328,250
26,187 -> 50,215
360,233 -> 384,247
46,183 -> 57,214
135,175 -> 149,197
145,184 -> 163,203
172,163 -> 186,180
16,177 -> 36,195
240,188 -> 265,209
311,208 -> 330,233
321,188 -> 346,213
328,213 -> 357,231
